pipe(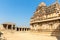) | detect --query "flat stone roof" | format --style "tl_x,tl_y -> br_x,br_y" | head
2,22 -> 16,25
17,27 -> 30,28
